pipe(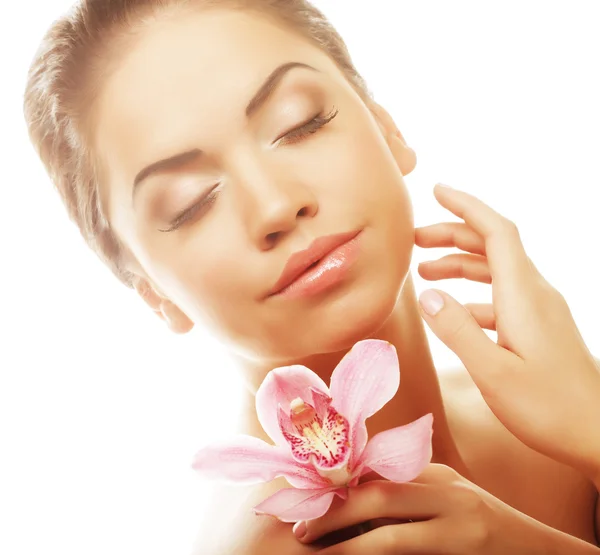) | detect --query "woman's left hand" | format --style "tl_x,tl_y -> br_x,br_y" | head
414,184 -> 600,481
292,464 -> 597,554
